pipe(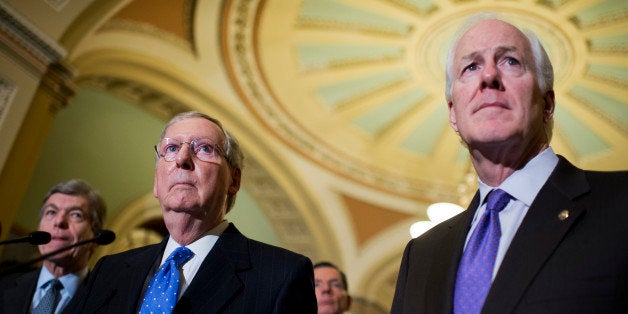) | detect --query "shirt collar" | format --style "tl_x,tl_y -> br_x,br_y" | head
478,147 -> 559,205
162,220 -> 229,264
37,264 -> 88,297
